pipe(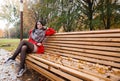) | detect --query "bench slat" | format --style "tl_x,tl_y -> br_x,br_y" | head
46,41 -> 120,47
47,38 -> 120,42
28,54 -> 109,81
26,61 -> 65,81
35,53 -> 120,81
51,33 -> 120,38
45,49 -> 120,62
44,51 -> 120,68
45,43 -> 120,52
27,56 -> 83,81
45,45 -> 120,57
54,29 -> 120,35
